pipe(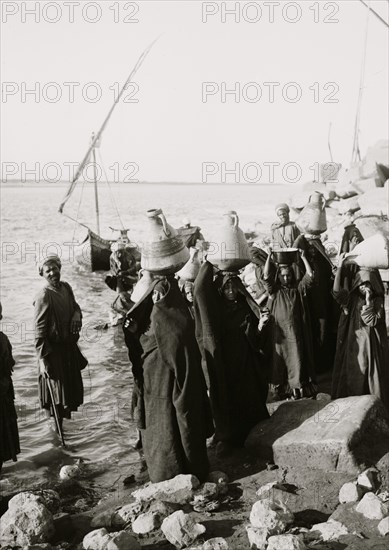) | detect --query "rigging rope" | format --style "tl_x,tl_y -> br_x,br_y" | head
72,178 -> 86,242
96,148 -> 125,230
